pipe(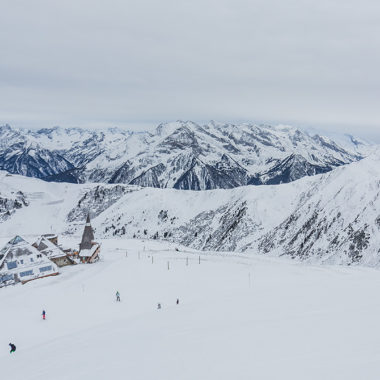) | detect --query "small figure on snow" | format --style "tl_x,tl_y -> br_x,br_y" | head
9,343 -> 16,354
42,310 -> 46,320
176,298 -> 179,305
116,291 -> 121,302
157,303 -> 161,310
